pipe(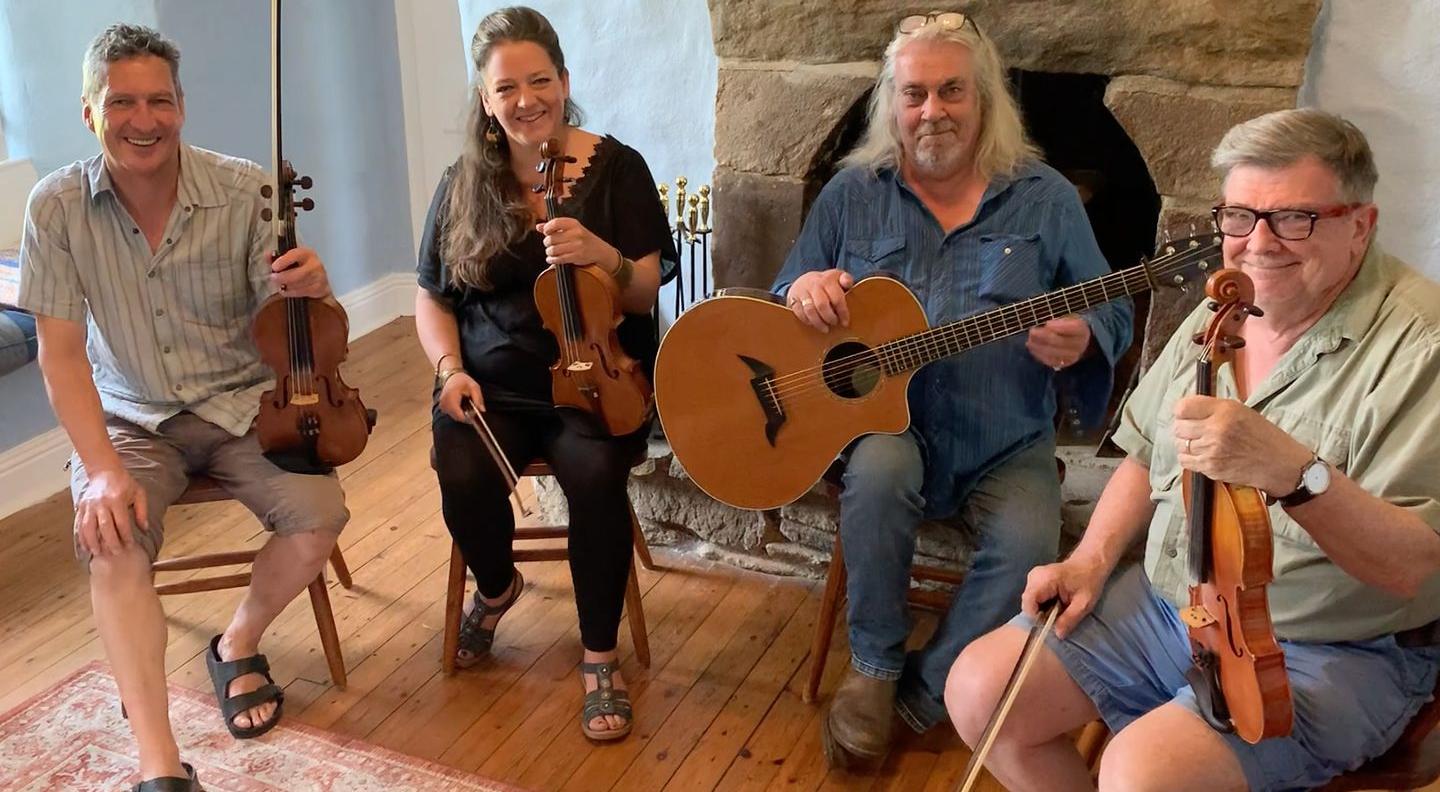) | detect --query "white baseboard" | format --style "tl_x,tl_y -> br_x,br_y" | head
0,270 -> 417,520
0,425 -> 72,519
338,271 -> 416,340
